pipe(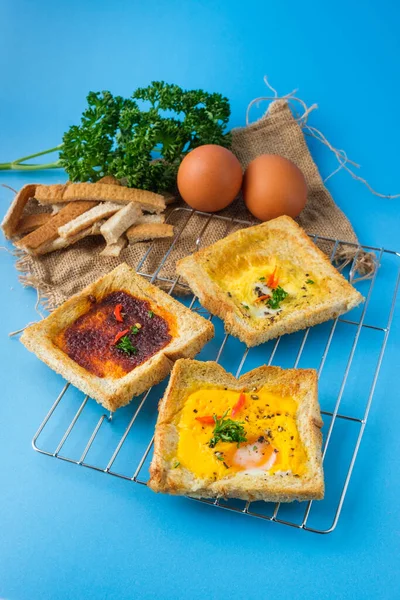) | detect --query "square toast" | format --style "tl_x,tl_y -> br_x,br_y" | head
21,264 -> 214,411
149,359 -> 324,502
177,216 -> 364,347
